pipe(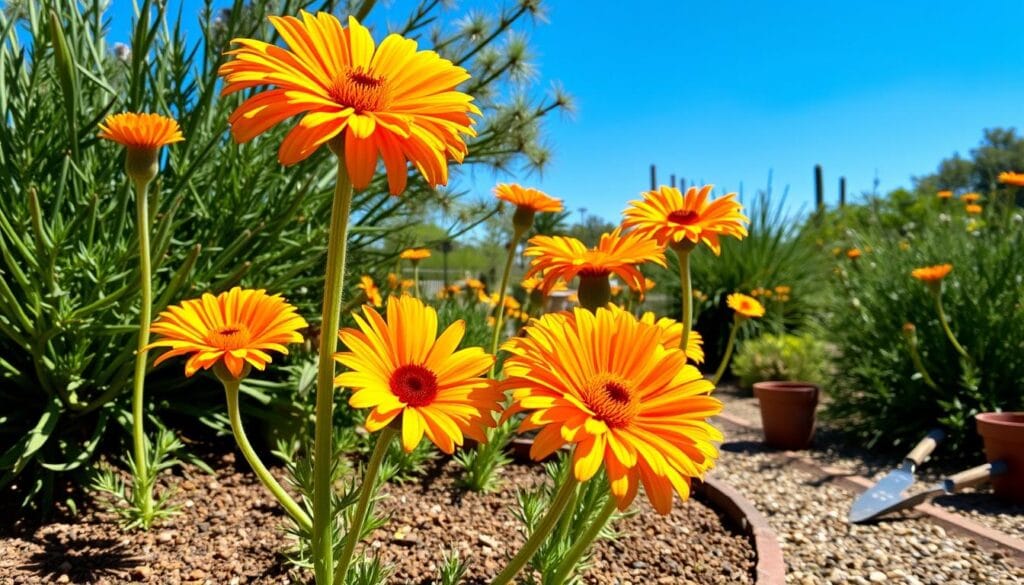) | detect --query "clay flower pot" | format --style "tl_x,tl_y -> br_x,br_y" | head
753,381 -> 820,450
975,412 -> 1024,503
